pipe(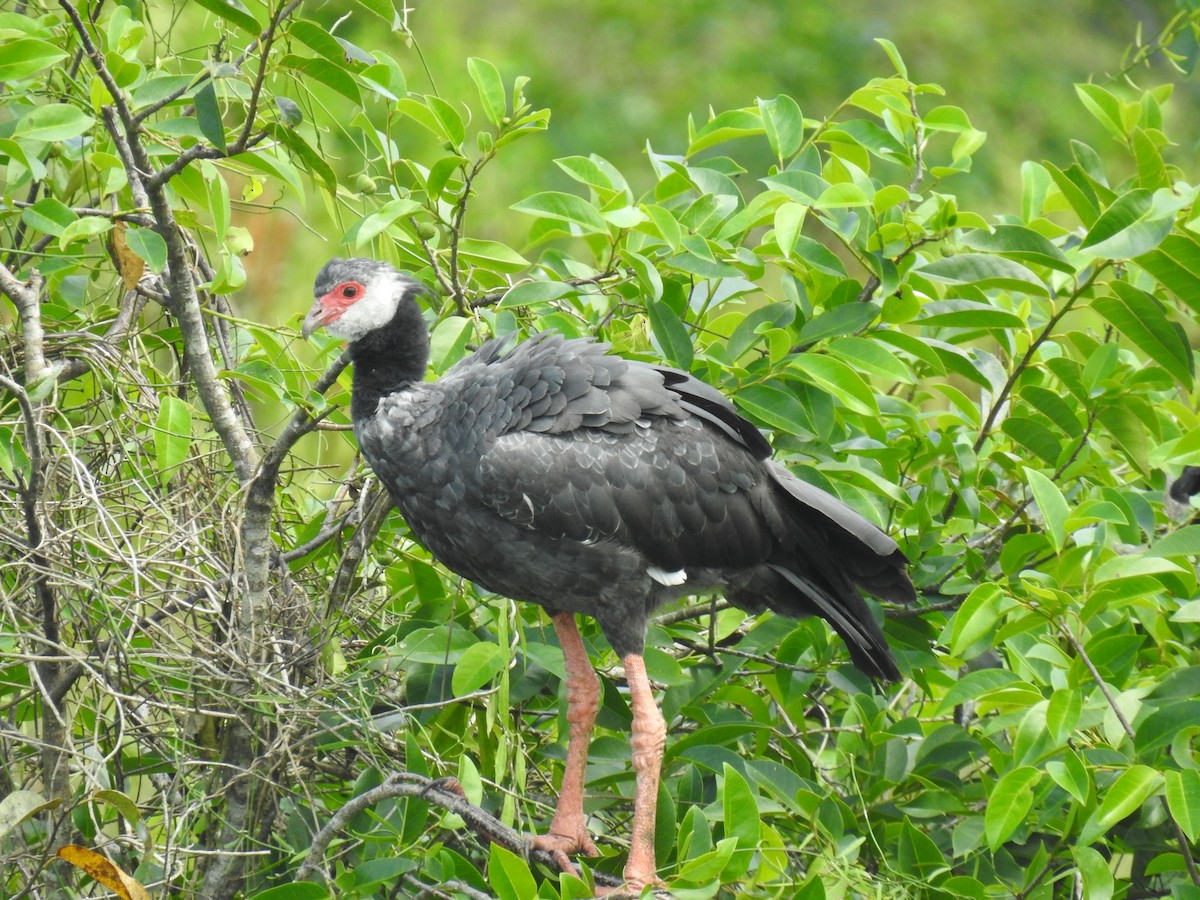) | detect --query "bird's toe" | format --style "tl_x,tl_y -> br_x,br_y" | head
531,828 -> 599,859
